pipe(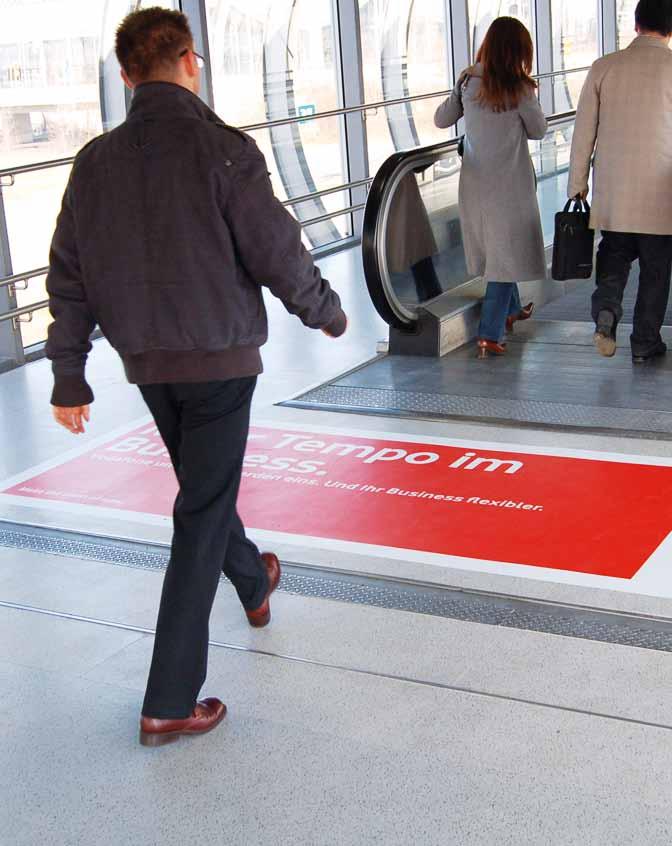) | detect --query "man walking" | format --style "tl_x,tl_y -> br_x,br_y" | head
568,0 -> 672,362
46,8 -> 347,746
